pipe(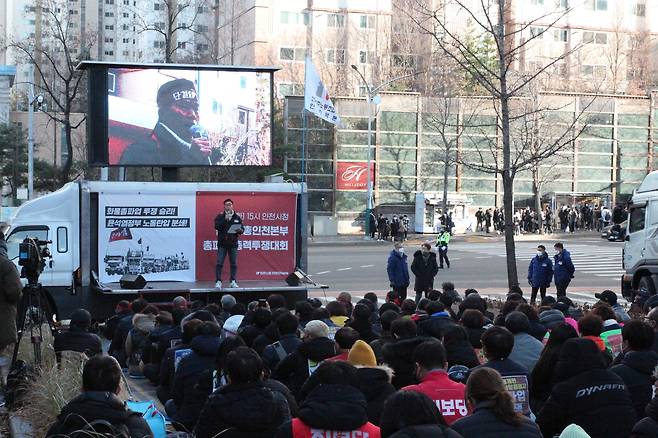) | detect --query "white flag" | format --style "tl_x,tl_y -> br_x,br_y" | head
304,57 -> 341,125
